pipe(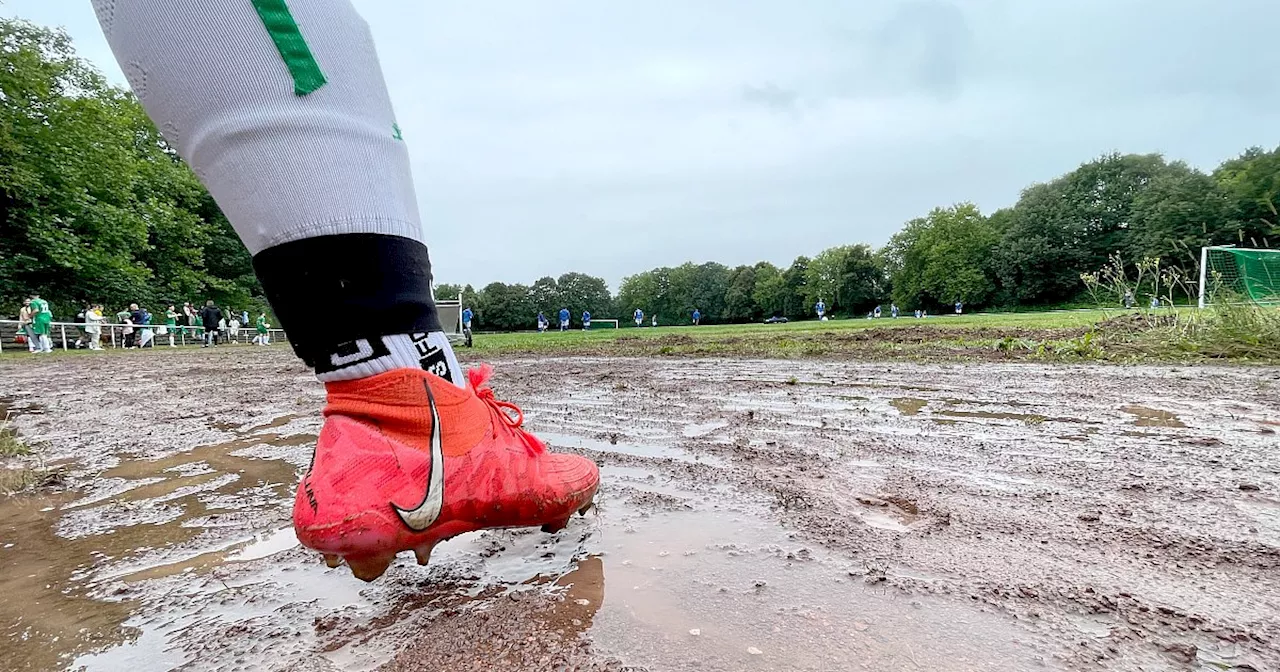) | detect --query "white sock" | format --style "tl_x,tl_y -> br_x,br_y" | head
317,332 -> 464,388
